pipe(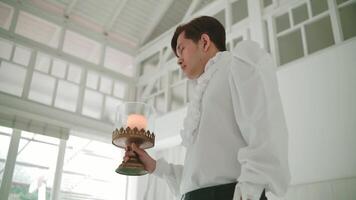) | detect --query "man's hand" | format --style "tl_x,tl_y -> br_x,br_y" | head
123,143 -> 156,173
